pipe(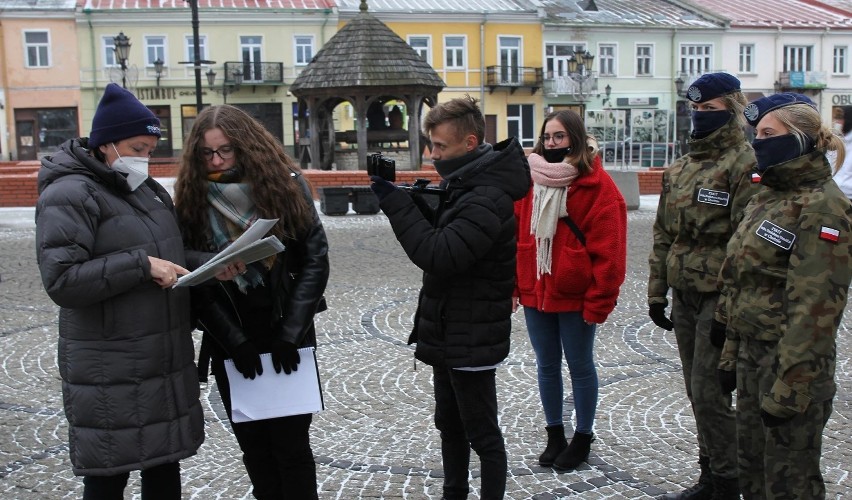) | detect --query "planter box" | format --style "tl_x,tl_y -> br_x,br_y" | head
318,187 -> 351,216
350,186 -> 380,215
